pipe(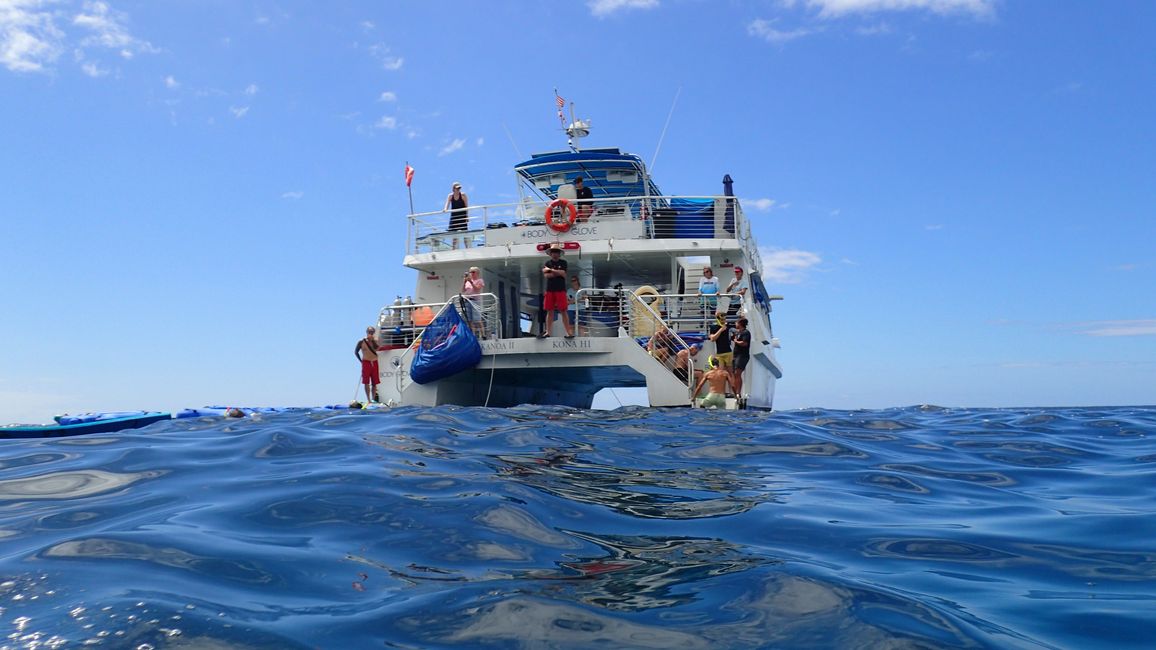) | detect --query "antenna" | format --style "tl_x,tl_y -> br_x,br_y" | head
649,85 -> 682,173
501,122 -> 524,160
565,101 -> 591,152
